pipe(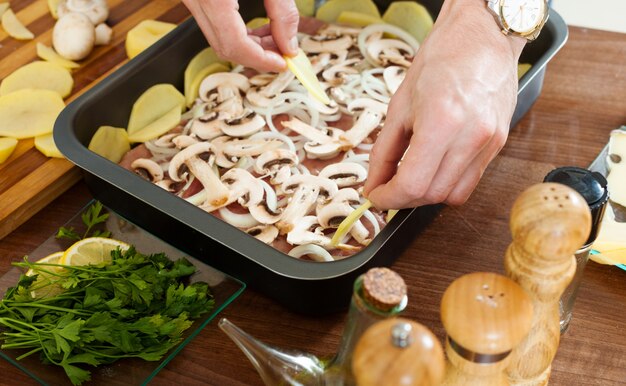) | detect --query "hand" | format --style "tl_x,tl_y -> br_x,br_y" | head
182,0 -> 300,72
364,0 -> 526,210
